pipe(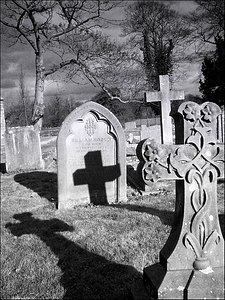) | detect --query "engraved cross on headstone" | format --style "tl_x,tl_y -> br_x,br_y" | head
144,75 -> 184,144
136,102 -> 224,299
